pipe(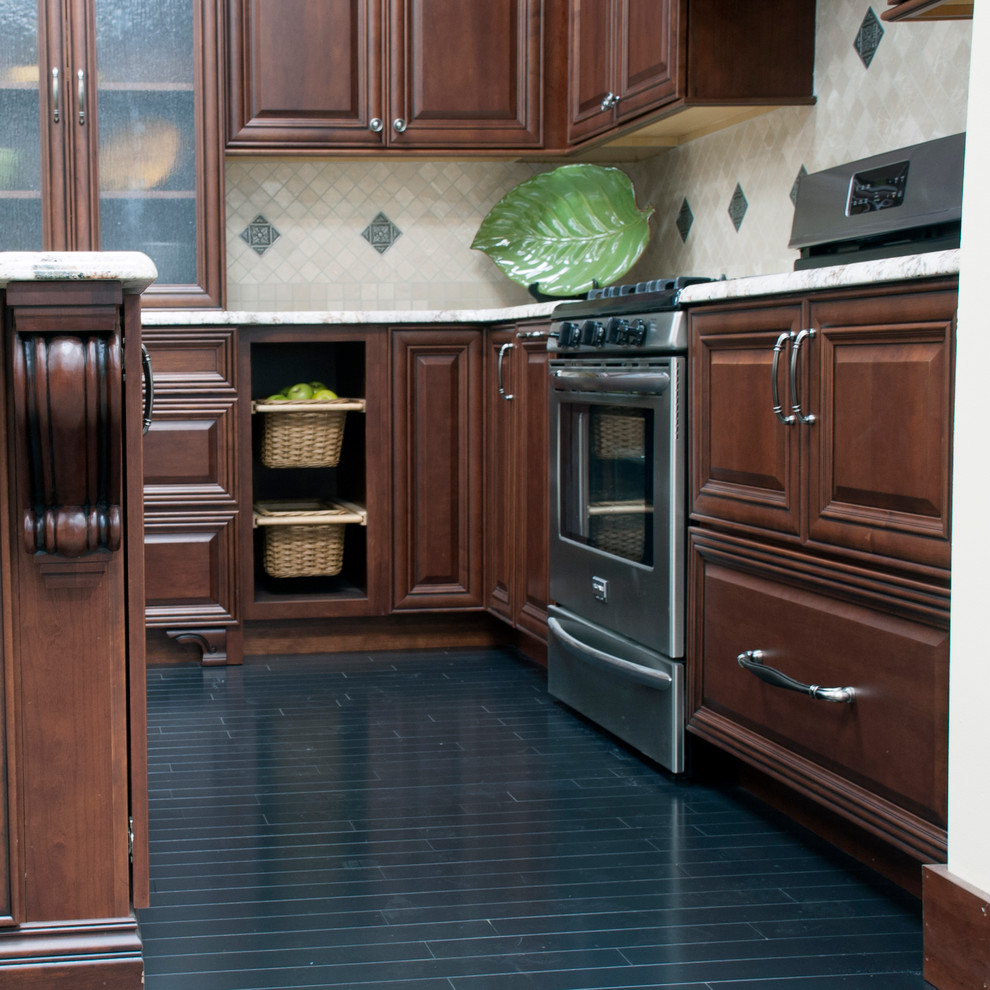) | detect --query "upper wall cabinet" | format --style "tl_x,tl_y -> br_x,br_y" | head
882,0 -> 973,20
225,0 -> 544,152
566,0 -> 817,154
0,0 -> 224,308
